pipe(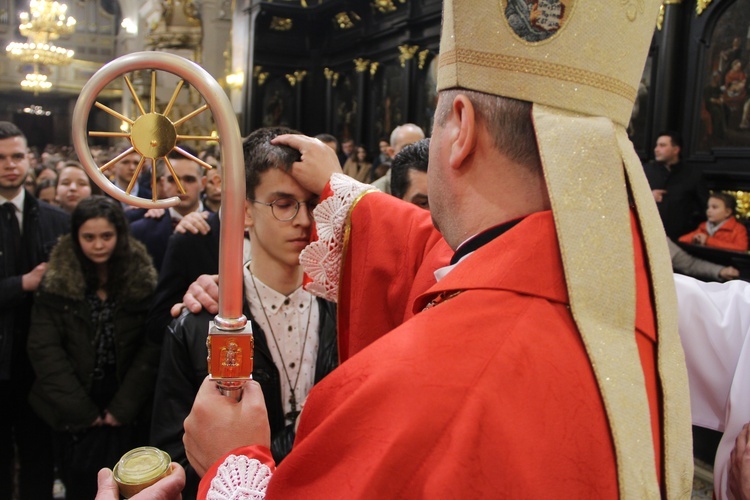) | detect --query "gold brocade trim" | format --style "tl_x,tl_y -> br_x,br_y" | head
533,105 -> 659,497
439,48 -> 637,102
337,188 -> 378,361
616,127 -> 694,498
